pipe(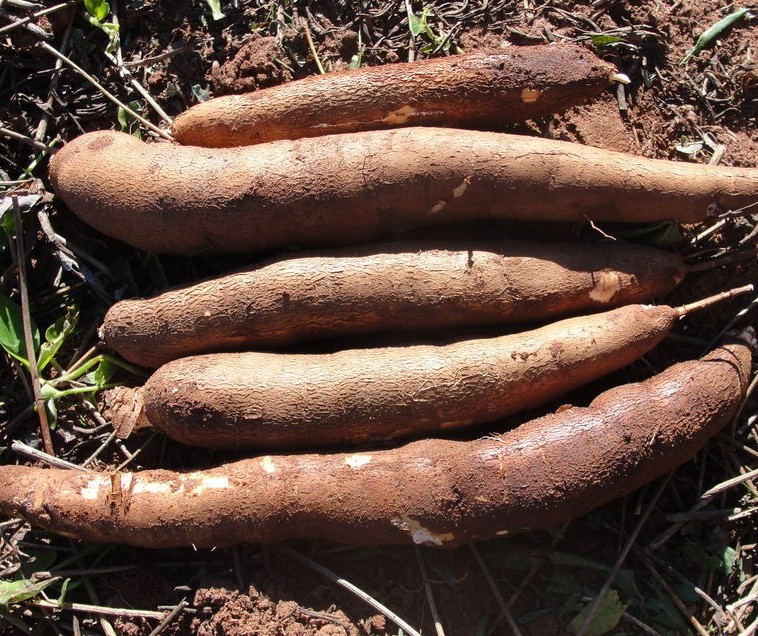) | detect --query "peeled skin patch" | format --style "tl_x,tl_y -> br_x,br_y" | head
589,270 -> 622,303
392,516 -> 455,546
521,88 -> 542,102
